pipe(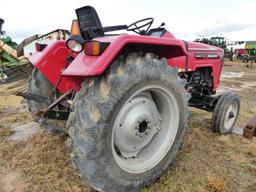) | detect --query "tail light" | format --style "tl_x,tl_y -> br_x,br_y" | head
35,43 -> 47,52
84,41 -> 110,56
